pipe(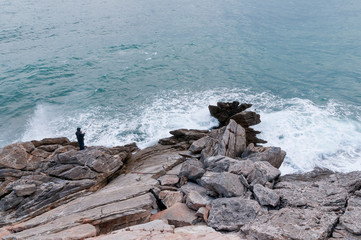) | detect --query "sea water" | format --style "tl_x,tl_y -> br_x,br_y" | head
1,0 -> 360,174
